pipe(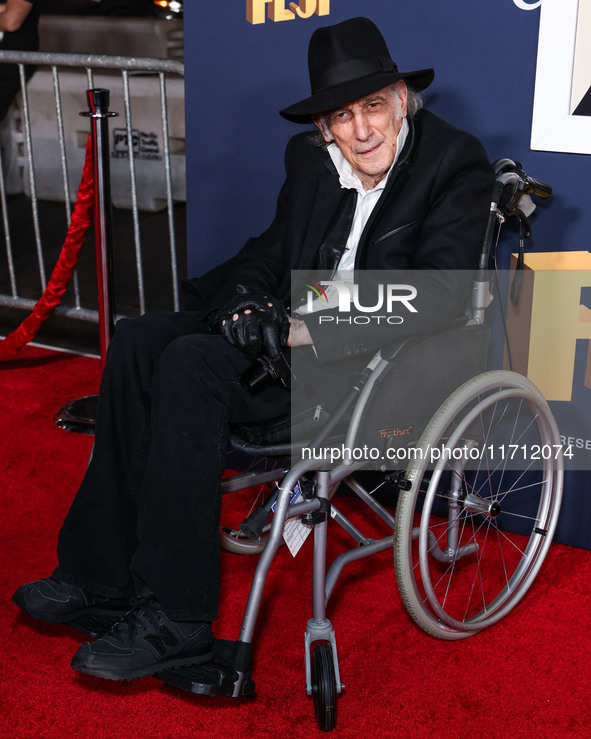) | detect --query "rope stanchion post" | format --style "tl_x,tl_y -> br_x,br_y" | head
83,88 -> 118,371
53,89 -> 119,434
